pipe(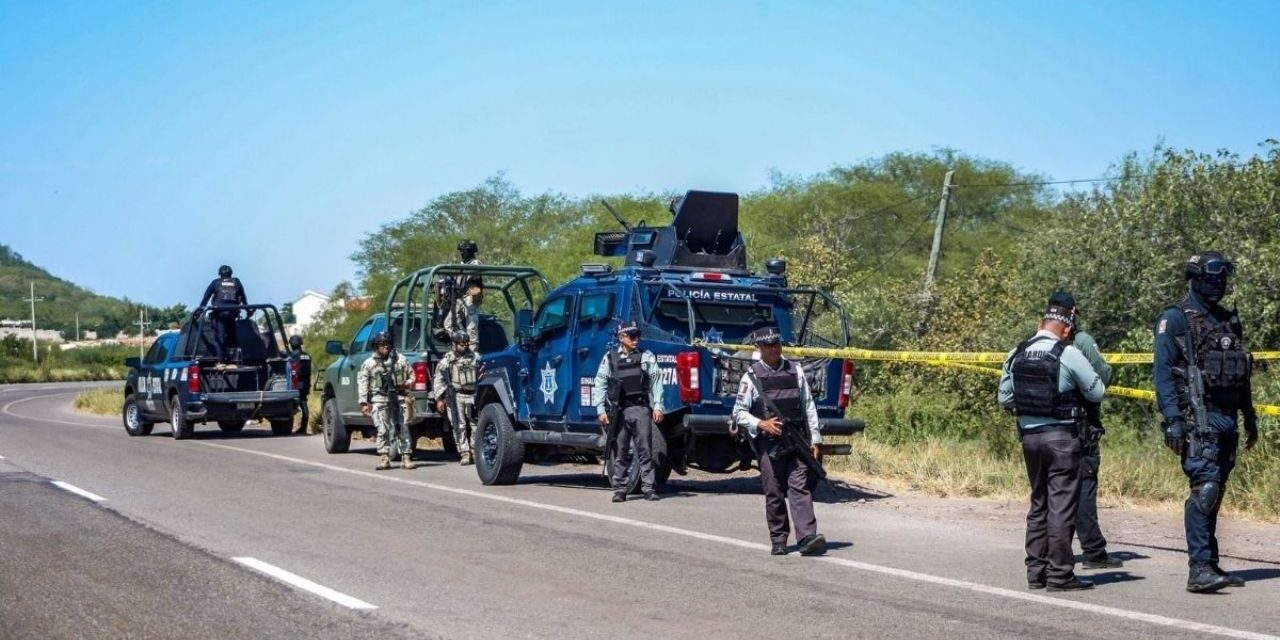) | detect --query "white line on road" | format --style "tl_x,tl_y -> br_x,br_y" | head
4,392 -> 1277,640
193,441 -> 1277,640
233,557 -> 377,610
51,480 -> 107,502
